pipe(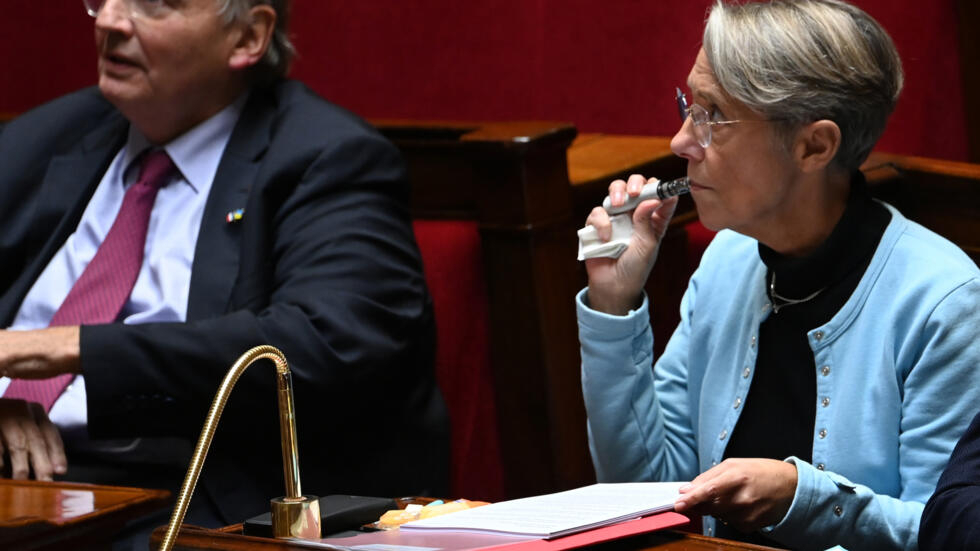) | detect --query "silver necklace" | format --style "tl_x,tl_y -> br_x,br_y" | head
769,272 -> 825,314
